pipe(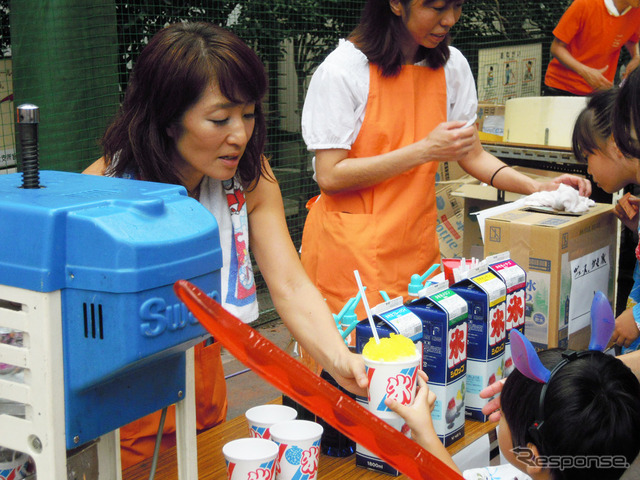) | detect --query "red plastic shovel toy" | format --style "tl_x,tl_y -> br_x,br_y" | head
174,280 -> 462,480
